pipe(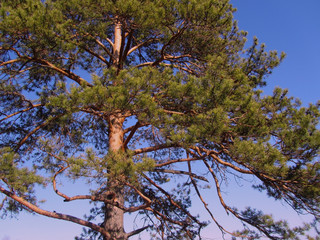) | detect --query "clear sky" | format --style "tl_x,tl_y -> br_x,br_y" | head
1,1 -> 320,240
232,0 -> 320,105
